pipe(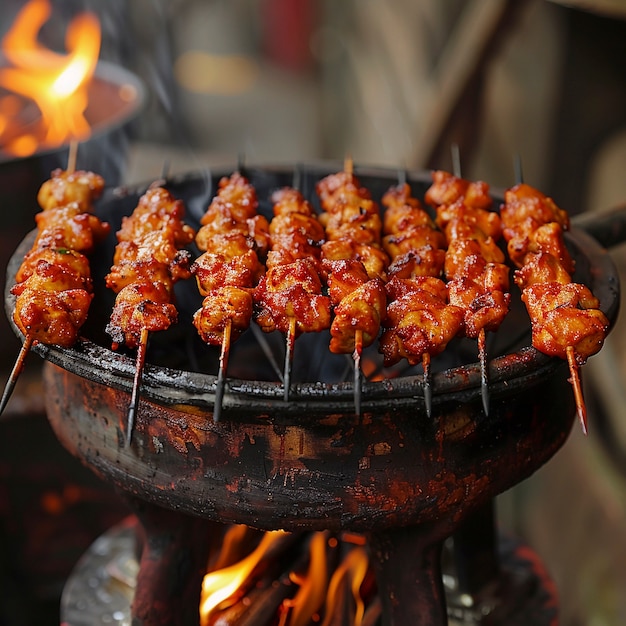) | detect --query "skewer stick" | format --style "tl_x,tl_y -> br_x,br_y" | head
353,329 -> 363,415
342,155 -> 364,414
284,316 -> 297,402
67,139 -> 79,174
566,346 -> 588,436
344,154 -> 353,176
250,324 -> 284,382
451,145 -> 491,414
451,143 -> 462,179
478,328 -> 490,415
126,326 -> 149,448
422,352 -> 432,418
280,166 -> 305,403
513,154 -> 524,185
213,319 -> 232,423
0,335 -> 34,416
